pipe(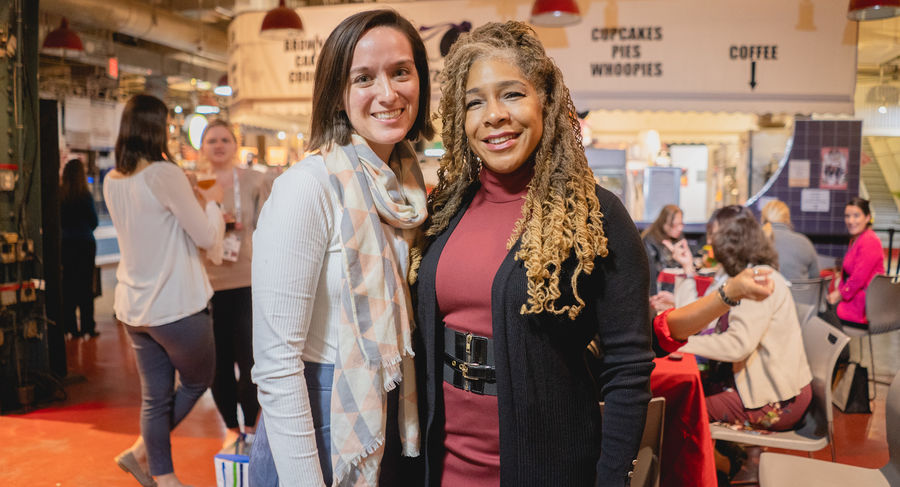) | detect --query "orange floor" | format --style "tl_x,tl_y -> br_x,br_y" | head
1,269 -> 227,487
0,267 -> 896,486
